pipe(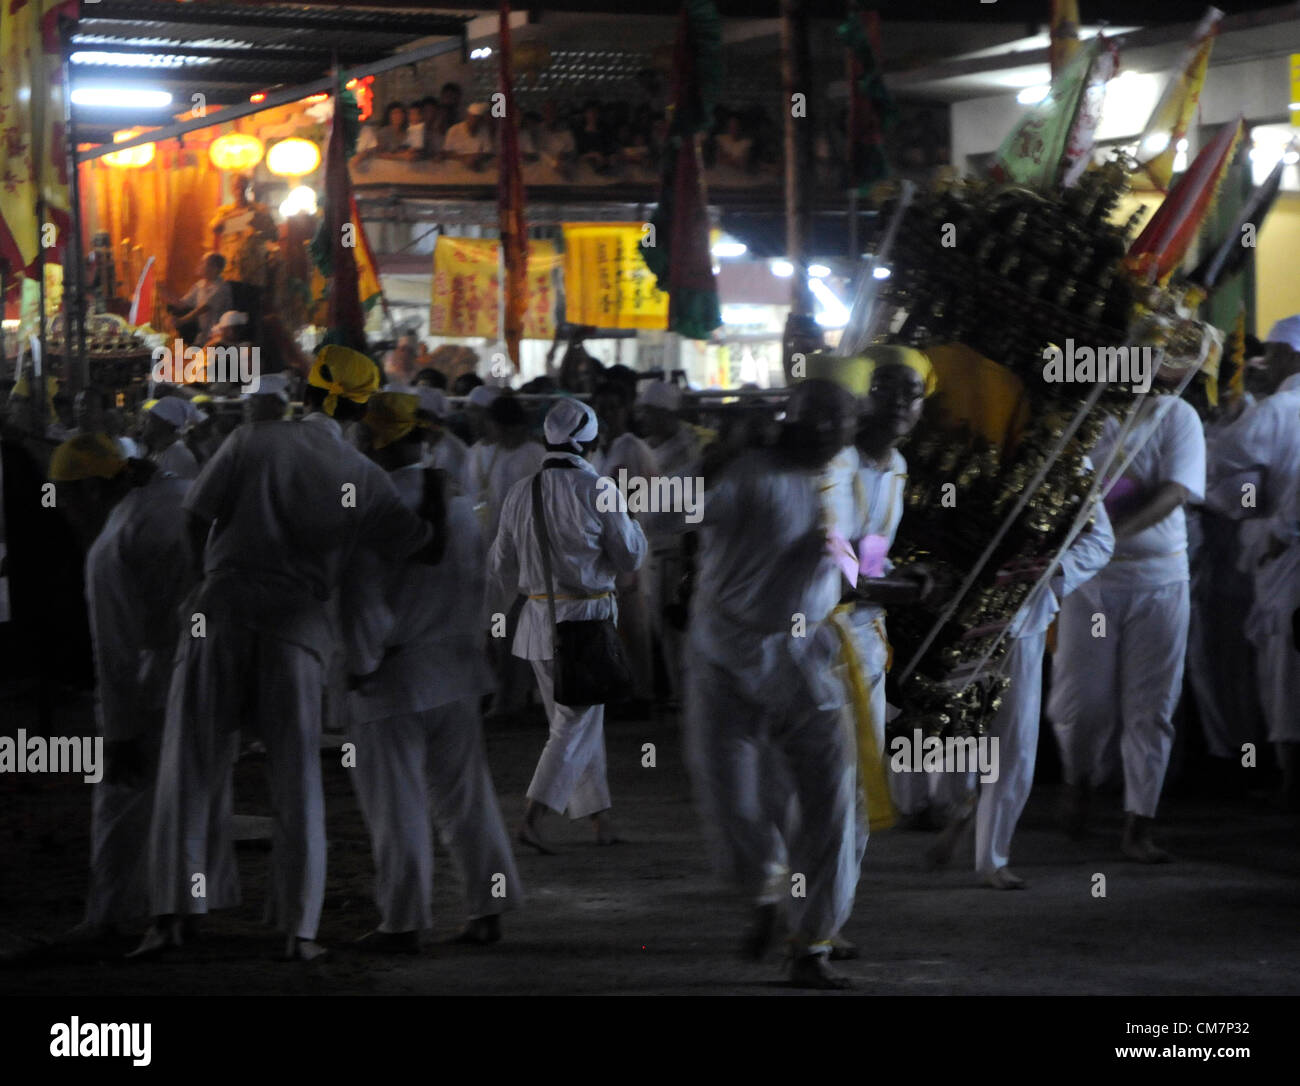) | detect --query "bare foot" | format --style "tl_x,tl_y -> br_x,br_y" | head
517,821 -> 557,855
450,915 -> 501,945
280,936 -> 330,962
592,812 -> 624,845
126,918 -> 182,960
